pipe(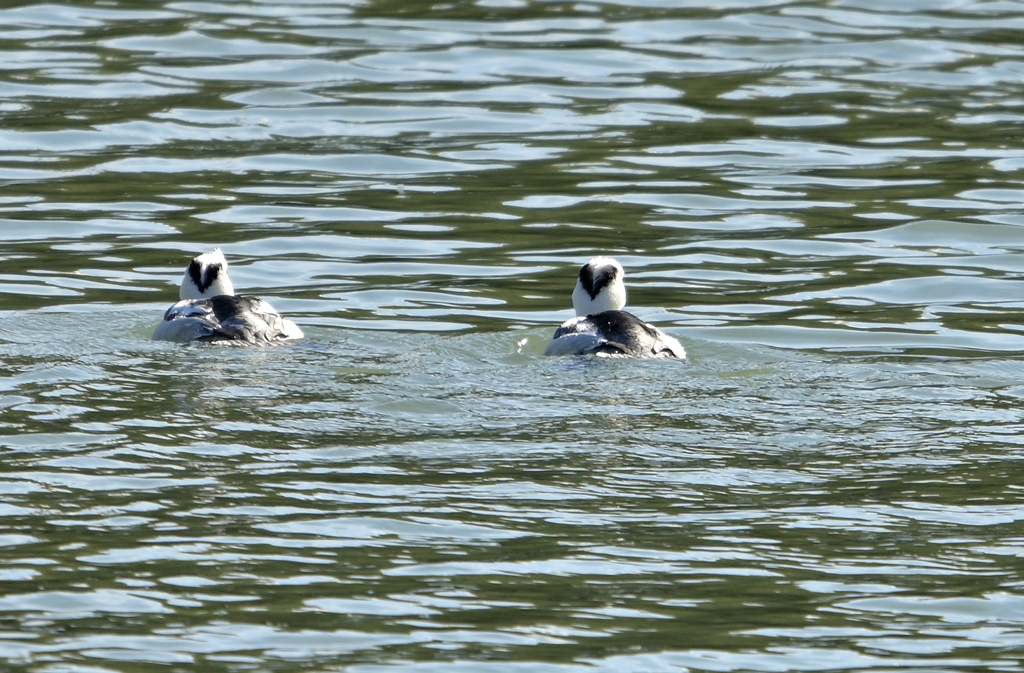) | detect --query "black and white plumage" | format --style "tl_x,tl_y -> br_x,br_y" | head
152,249 -> 303,344
544,256 -> 685,360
